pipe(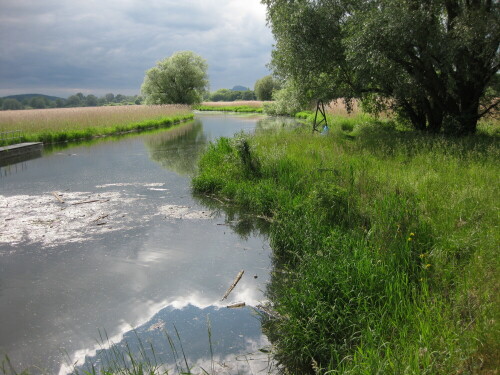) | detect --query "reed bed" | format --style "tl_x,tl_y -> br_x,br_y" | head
325,99 -> 361,117
0,105 -> 193,145
0,105 -> 191,133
